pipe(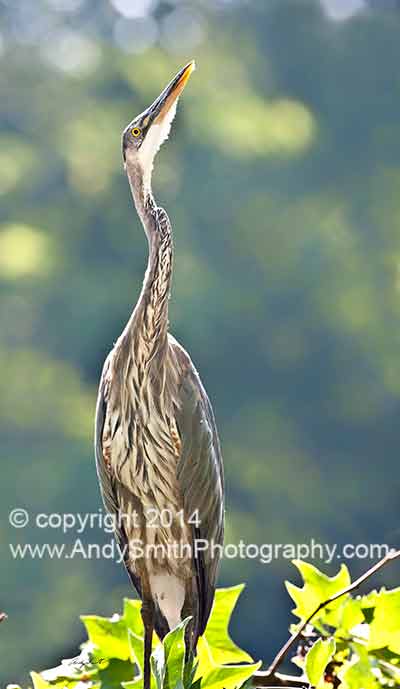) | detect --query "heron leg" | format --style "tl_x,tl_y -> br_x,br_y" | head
141,598 -> 155,689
